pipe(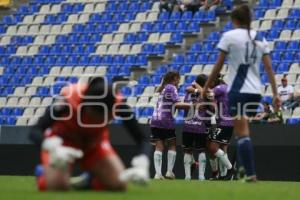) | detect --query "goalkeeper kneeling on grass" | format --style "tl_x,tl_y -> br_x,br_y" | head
29,77 -> 150,191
